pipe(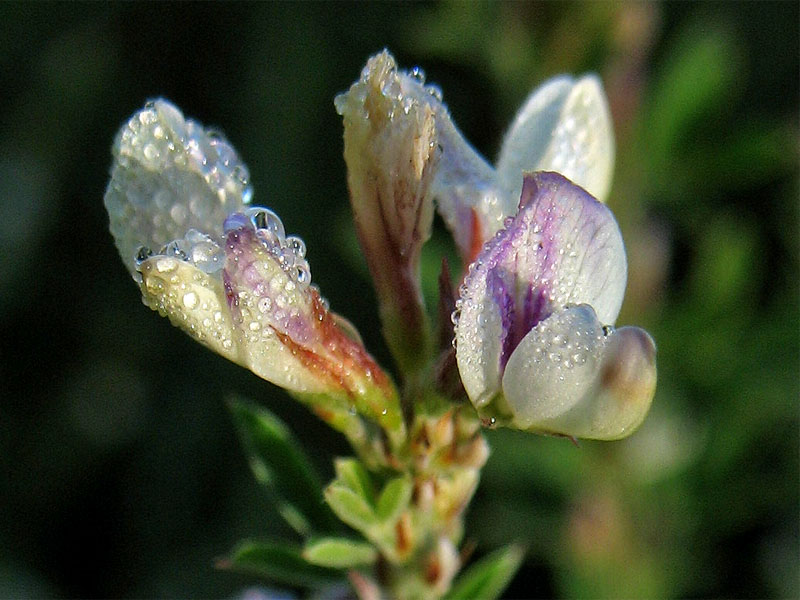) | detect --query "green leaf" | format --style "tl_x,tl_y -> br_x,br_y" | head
229,398 -> 337,535
218,540 -> 342,589
334,457 -> 375,506
303,537 -> 378,568
376,475 -> 413,522
324,482 -> 378,532
445,545 -> 525,600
